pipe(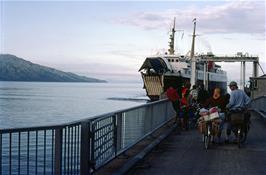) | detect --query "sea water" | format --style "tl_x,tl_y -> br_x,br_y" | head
0,81 -> 148,128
